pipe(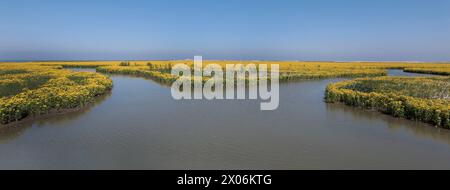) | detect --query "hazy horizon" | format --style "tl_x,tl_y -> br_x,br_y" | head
2,59 -> 450,63
1,0 -> 450,61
